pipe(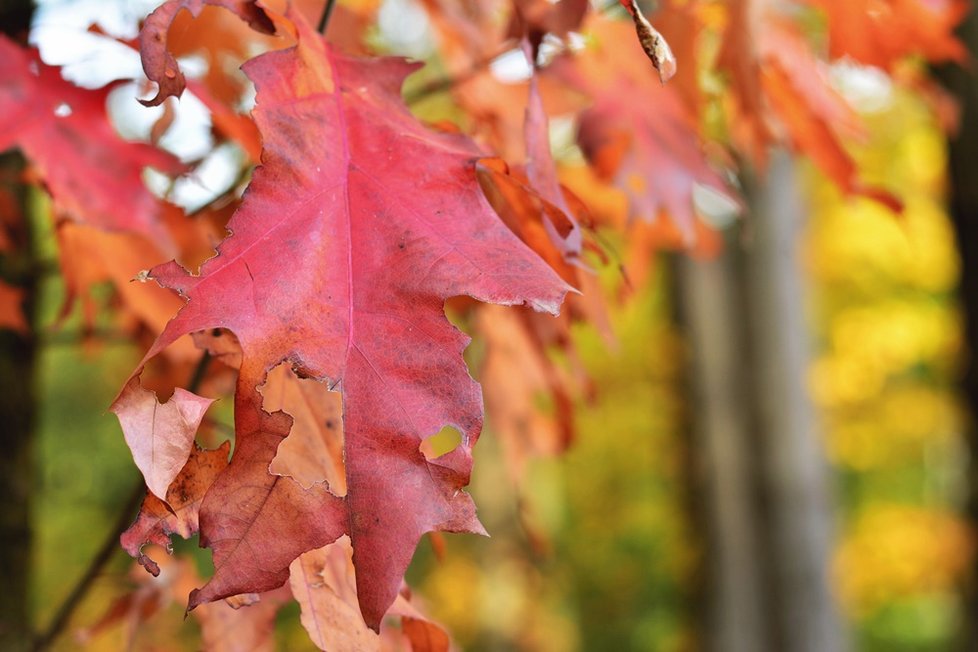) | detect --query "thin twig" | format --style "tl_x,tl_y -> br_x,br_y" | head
317,0 -> 337,34
187,351 -> 212,394
404,0 -> 637,105
30,481 -> 145,652
403,43 -> 514,105
31,352 -> 214,650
